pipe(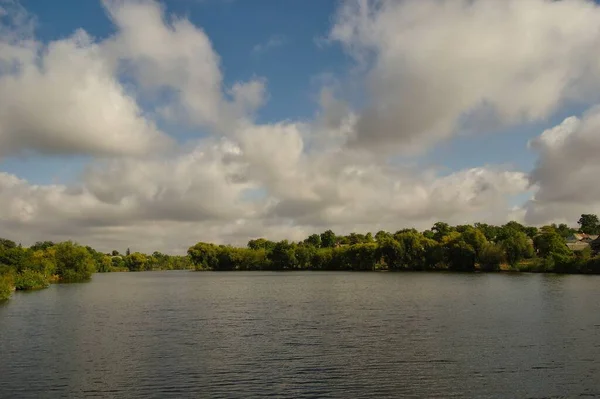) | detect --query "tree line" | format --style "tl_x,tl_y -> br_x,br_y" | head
0,240 -> 191,301
188,215 -> 600,274
3,214 -> 600,301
